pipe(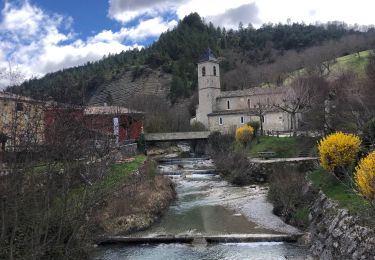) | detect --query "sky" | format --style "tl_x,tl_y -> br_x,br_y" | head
0,0 -> 375,88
